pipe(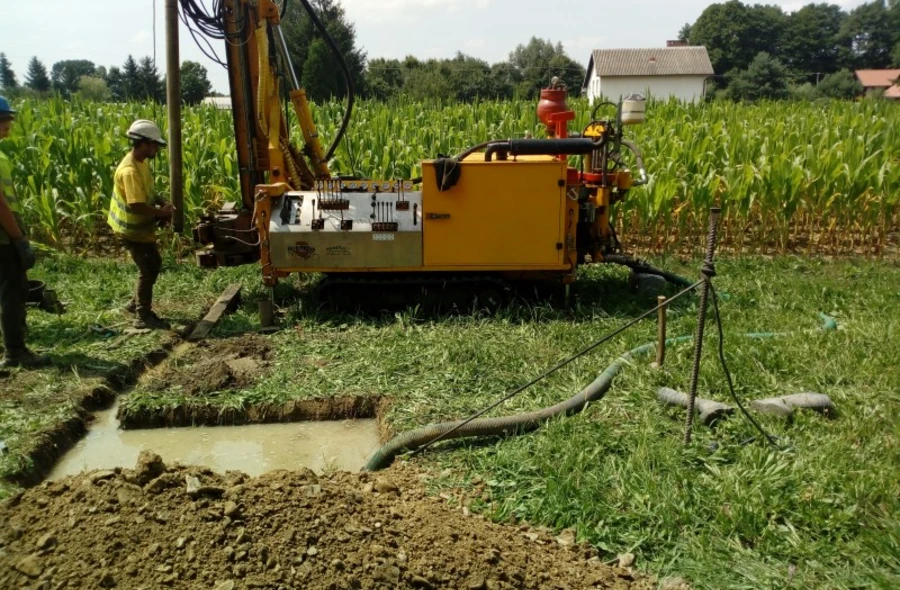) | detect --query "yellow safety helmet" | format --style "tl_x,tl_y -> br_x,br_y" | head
126,119 -> 167,146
